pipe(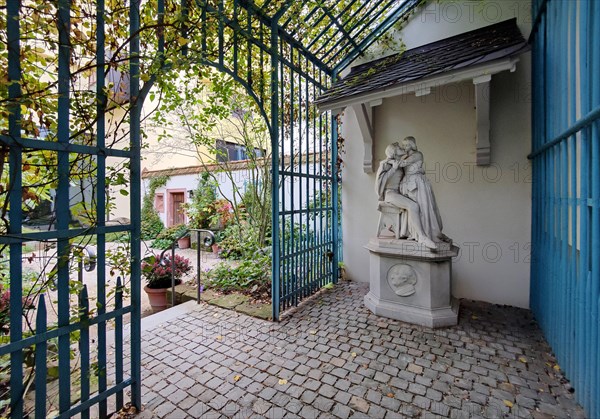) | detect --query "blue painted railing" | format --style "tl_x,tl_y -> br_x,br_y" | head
529,0 -> 600,417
